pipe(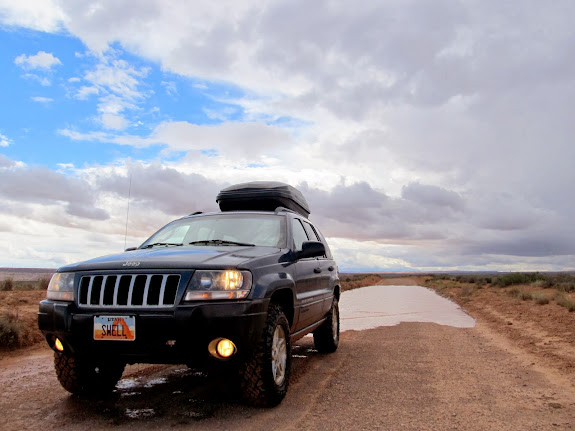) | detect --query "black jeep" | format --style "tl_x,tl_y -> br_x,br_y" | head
38,181 -> 340,406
